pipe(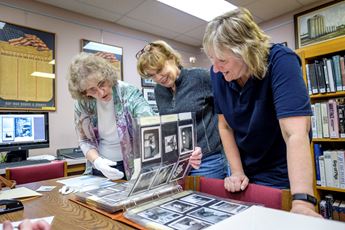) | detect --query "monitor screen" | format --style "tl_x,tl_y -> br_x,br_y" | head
0,111 -> 49,161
